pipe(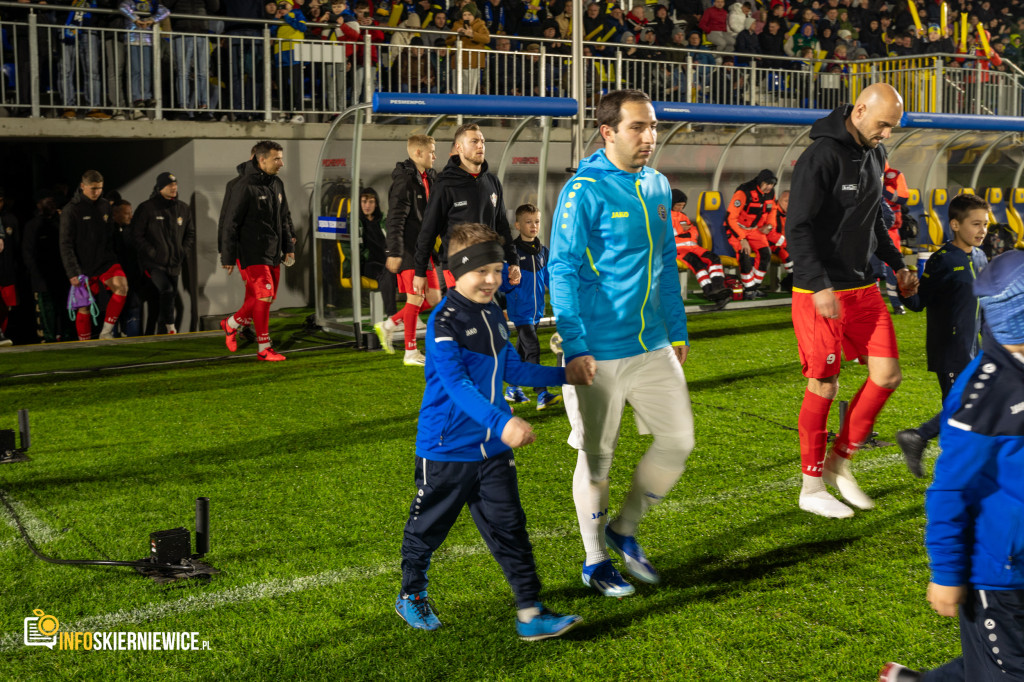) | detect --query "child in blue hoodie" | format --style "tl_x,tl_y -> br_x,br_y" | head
501,203 -> 560,410
395,221 -> 593,641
